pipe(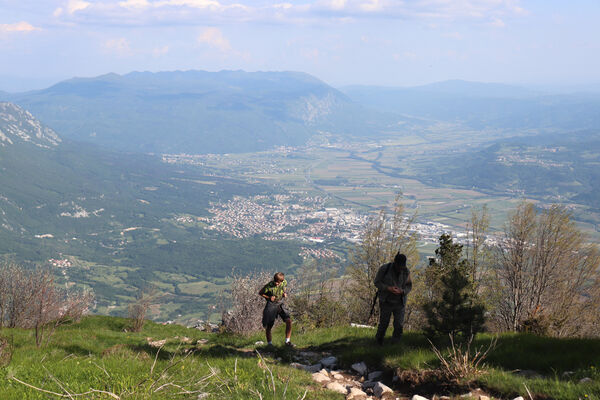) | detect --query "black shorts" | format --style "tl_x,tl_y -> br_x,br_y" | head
262,302 -> 291,328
